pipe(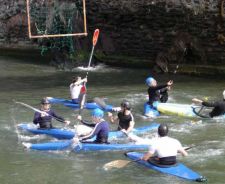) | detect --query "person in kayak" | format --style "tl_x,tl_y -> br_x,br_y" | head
107,100 -> 135,134
69,76 -> 87,104
75,108 -> 110,144
146,76 -> 173,105
33,97 -> 70,129
192,90 -> 225,118
142,123 -> 188,165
